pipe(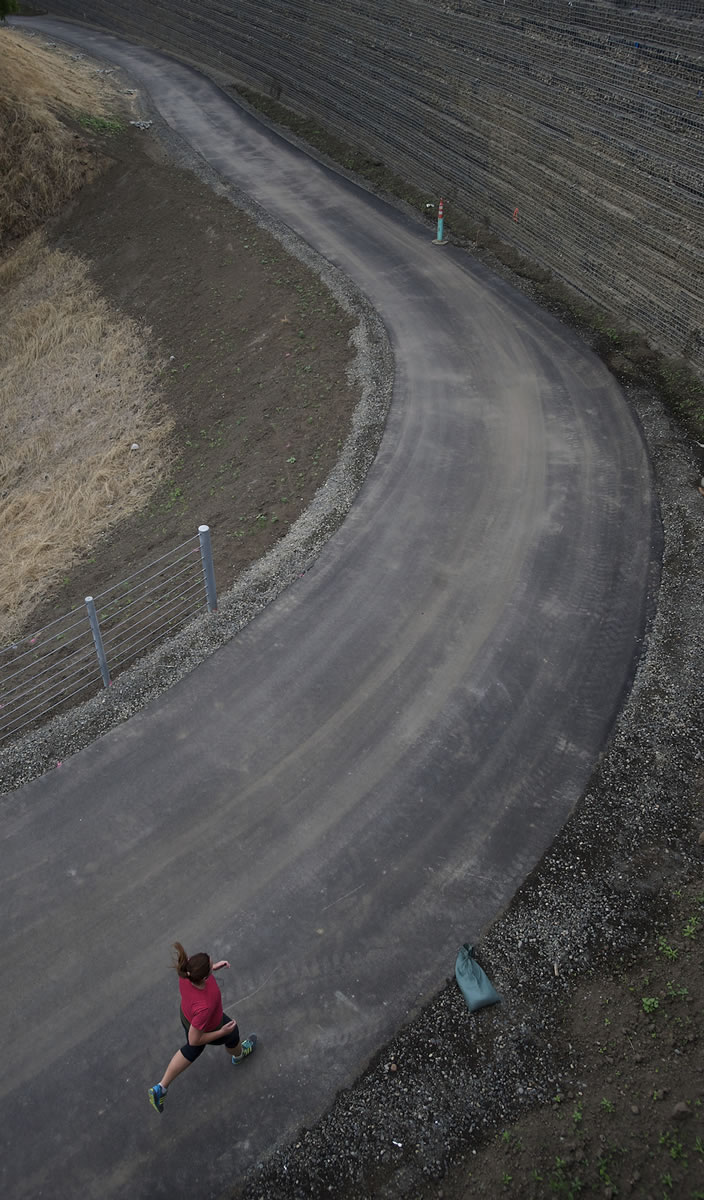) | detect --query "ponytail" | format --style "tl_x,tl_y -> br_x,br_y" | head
172,941 -> 210,983
172,941 -> 189,977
